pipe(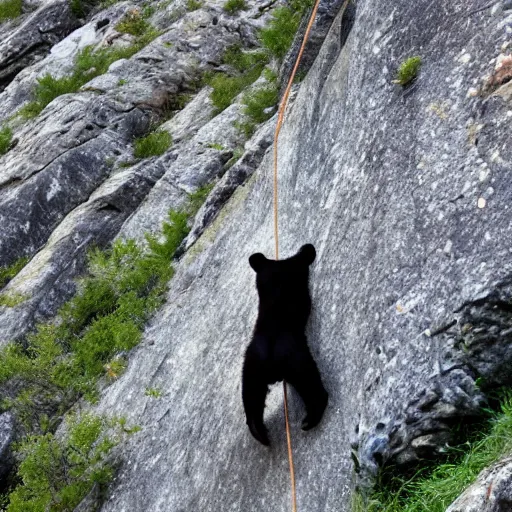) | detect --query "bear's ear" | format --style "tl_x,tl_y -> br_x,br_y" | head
297,244 -> 316,265
249,253 -> 267,272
